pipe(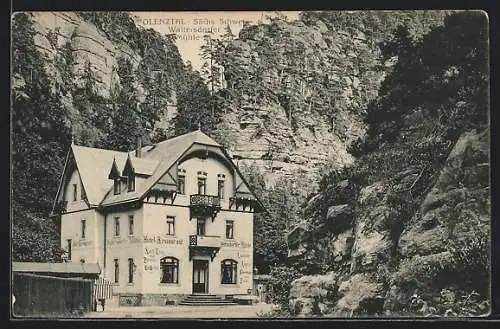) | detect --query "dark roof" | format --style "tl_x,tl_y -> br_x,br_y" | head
12,262 -> 101,275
